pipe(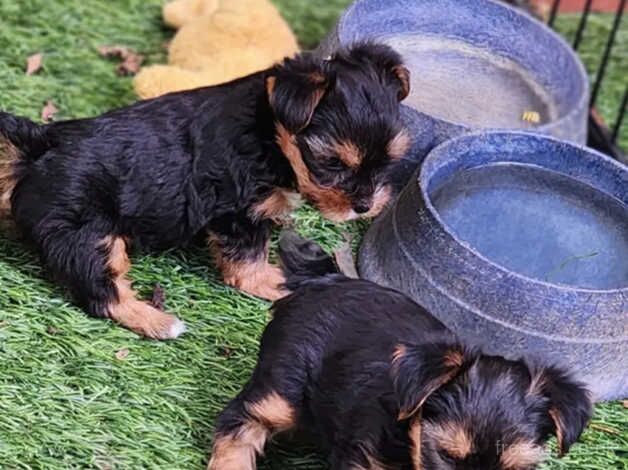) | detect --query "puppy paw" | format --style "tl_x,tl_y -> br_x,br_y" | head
110,300 -> 186,340
222,260 -> 289,301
